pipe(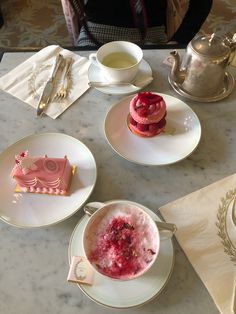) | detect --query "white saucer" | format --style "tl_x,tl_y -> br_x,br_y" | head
104,93 -> 201,166
88,59 -> 152,95
0,133 -> 97,228
68,200 -> 174,309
